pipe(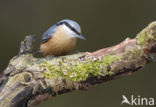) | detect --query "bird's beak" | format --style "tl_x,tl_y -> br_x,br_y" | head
78,35 -> 86,40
